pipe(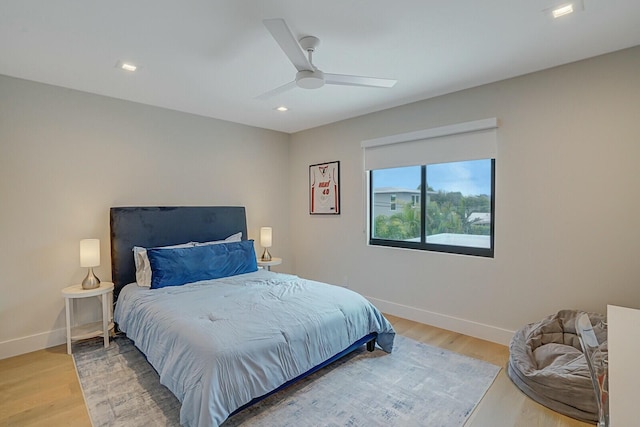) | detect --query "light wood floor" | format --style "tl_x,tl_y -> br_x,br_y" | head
386,315 -> 592,427
0,344 -> 91,426
0,315 -> 593,427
